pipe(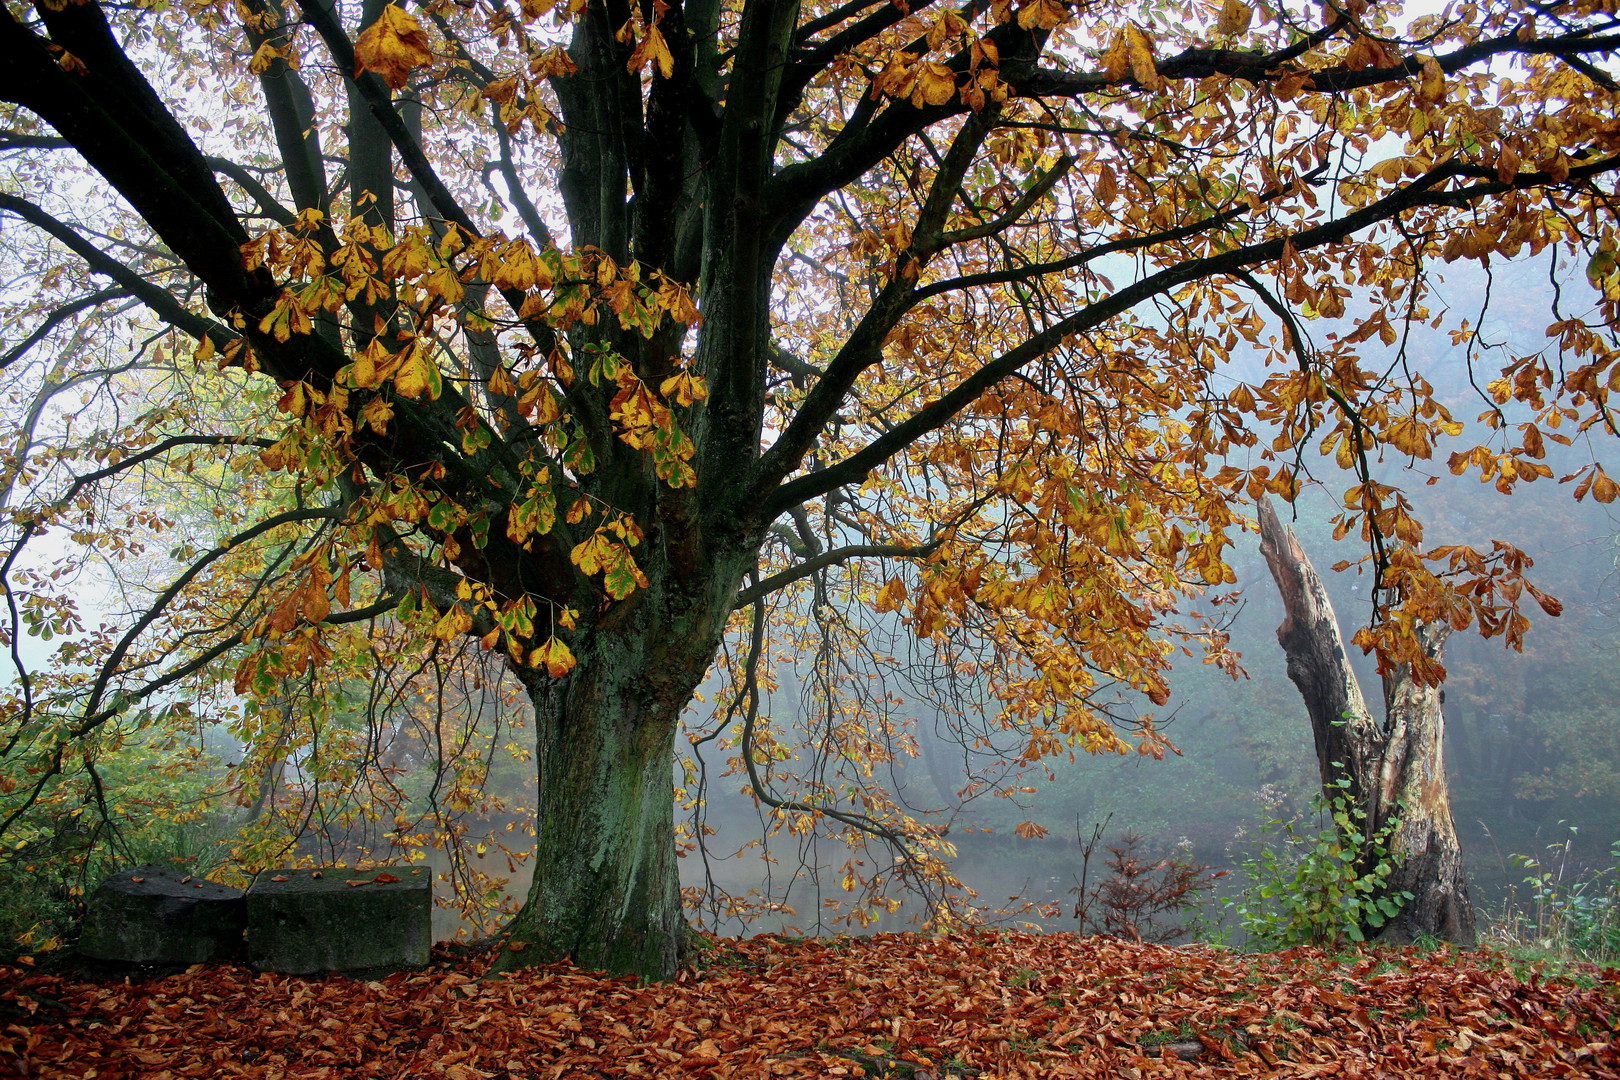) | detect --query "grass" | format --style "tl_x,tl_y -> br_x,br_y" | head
1480,834 -> 1620,970
1138,1019 -> 1199,1047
